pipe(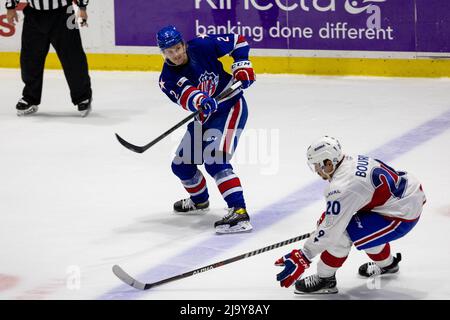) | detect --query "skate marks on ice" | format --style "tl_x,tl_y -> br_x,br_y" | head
101,209 -> 226,263
437,204 -> 450,217
294,275 -> 427,300
112,208 -> 225,235
16,109 -> 137,126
